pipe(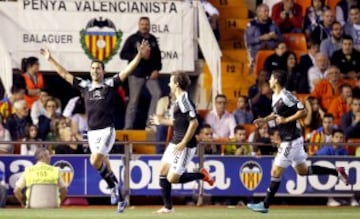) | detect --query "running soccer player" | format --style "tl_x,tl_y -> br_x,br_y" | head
40,40 -> 150,213
247,70 -> 349,213
151,71 -> 214,213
